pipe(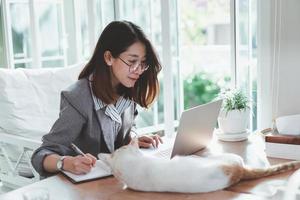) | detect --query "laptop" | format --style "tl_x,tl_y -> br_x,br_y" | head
143,99 -> 223,159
